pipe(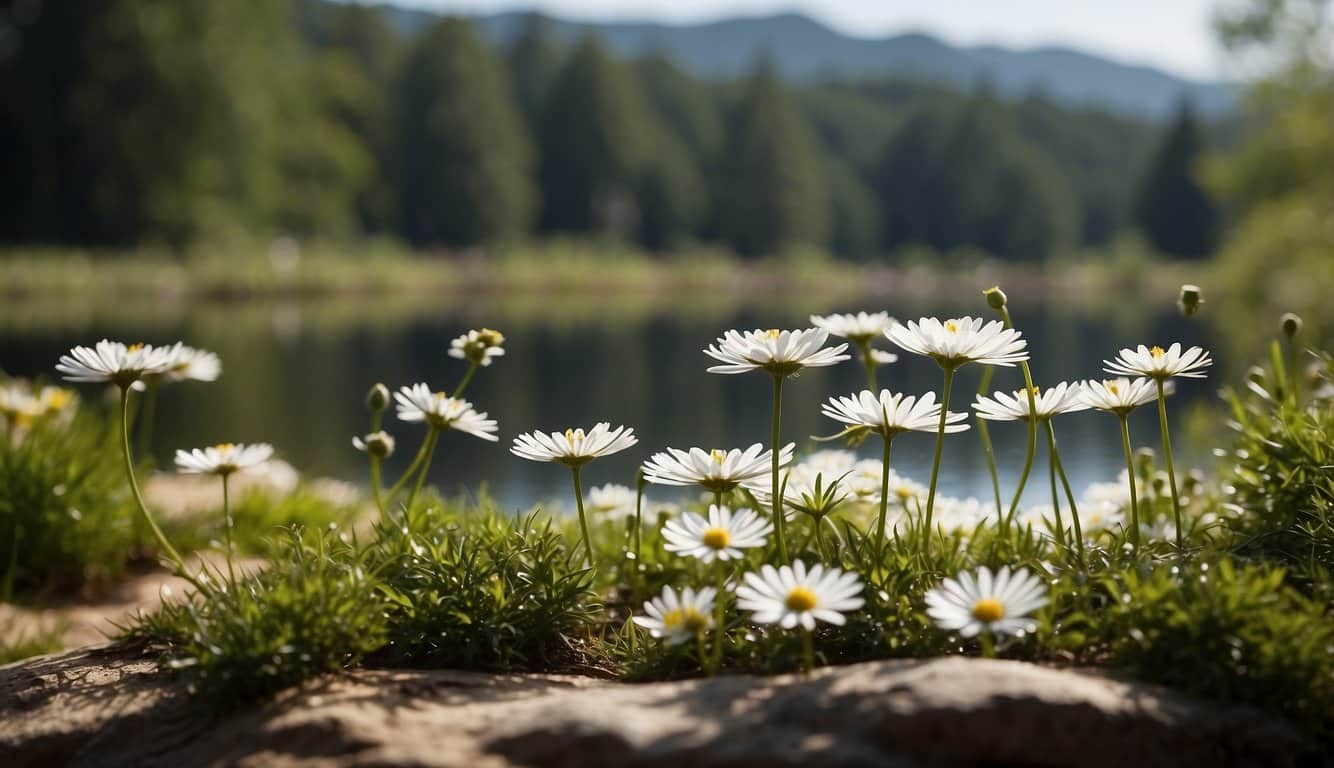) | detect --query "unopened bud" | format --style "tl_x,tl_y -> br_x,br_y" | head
983,286 -> 1008,311
1152,472 -> 1169,495
1280,312 -> 1302,340
1177,284 -> 1203,317
1134,447 -> 1155,475
356,430 -> 395,458
366,383 -> 390,413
